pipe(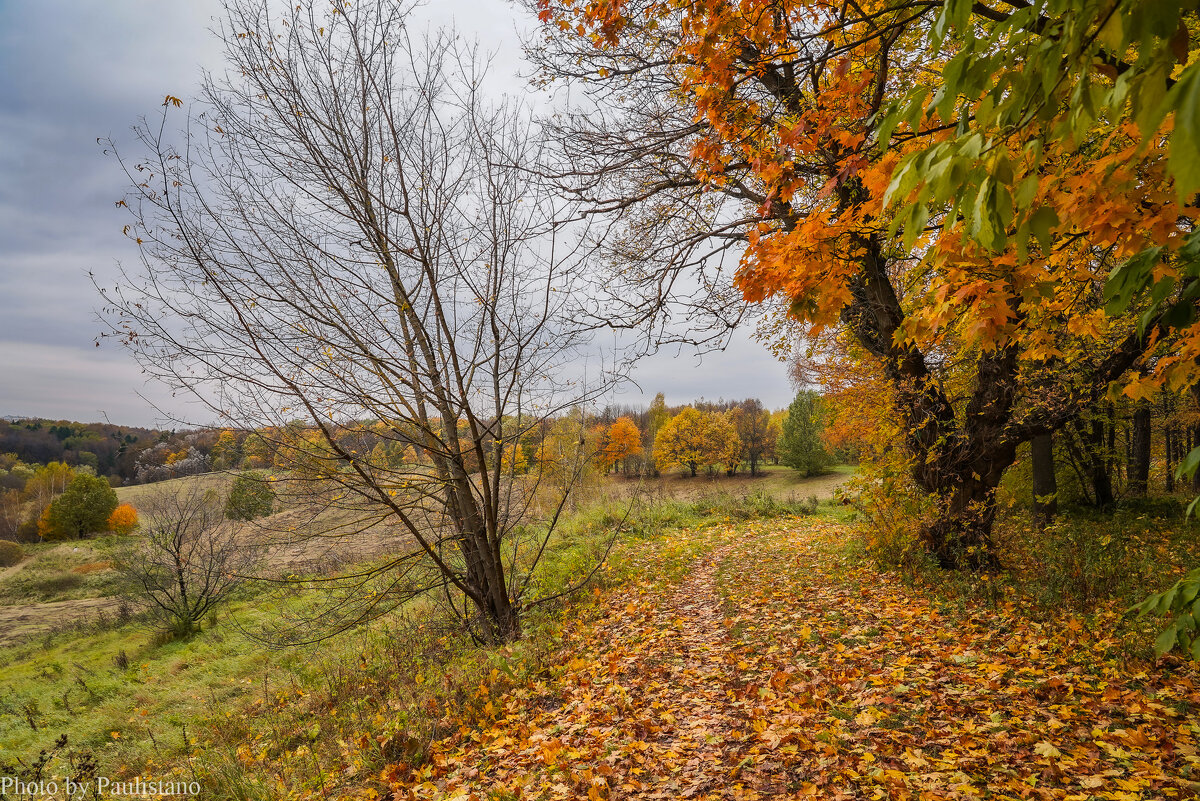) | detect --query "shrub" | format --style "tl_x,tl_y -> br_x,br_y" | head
118,485 -> 259,638
0,539 -> 24,567
224,471 -> 275,521
107,503 -> 139,535
40,474 -> 120,540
